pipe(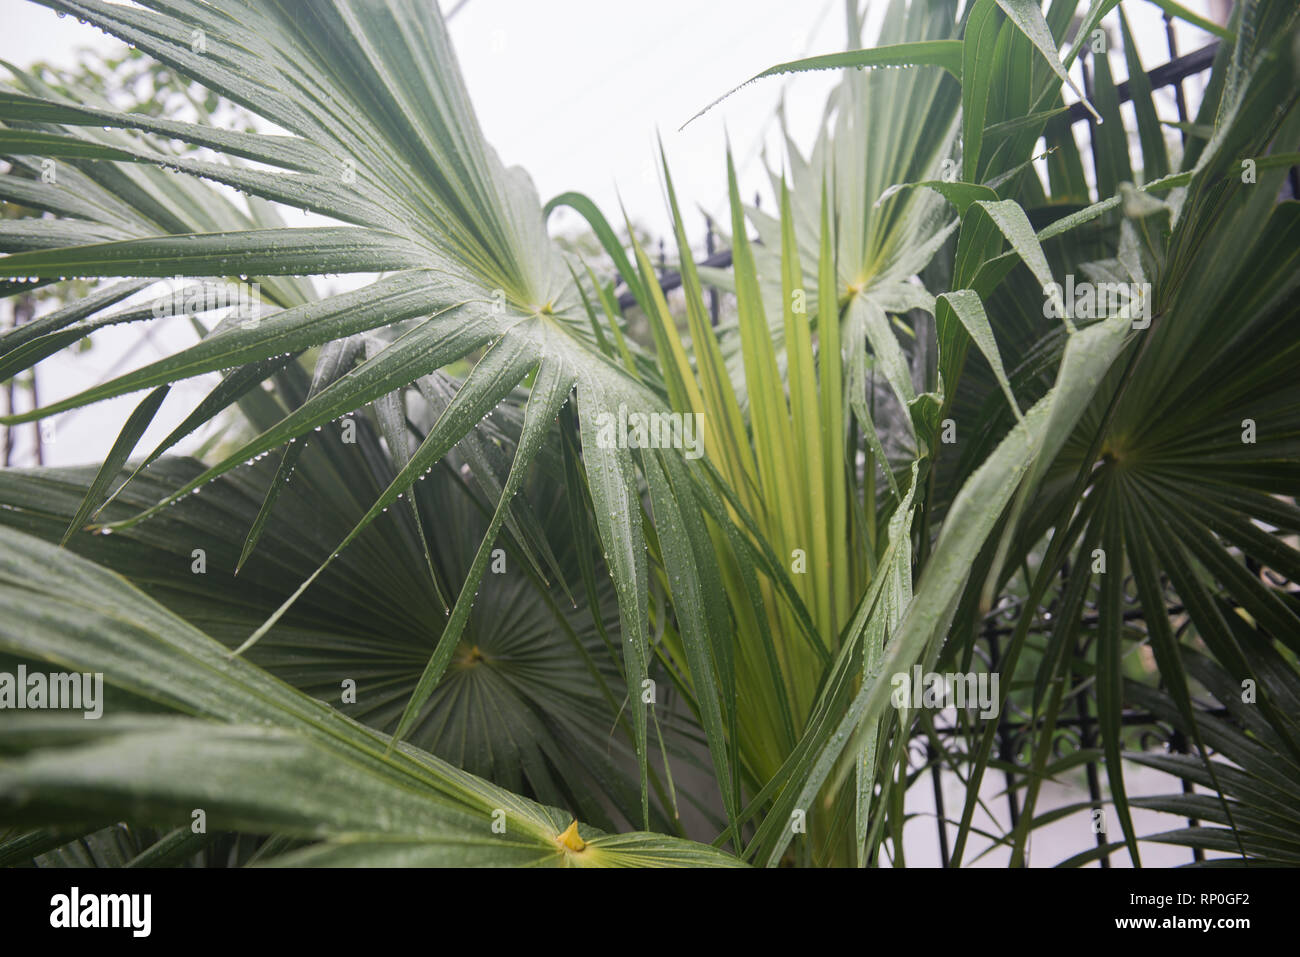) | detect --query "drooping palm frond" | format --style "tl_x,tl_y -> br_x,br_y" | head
0,440 -> 682,833
0,524 -> 741,866
1119,648 -> 1300,867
